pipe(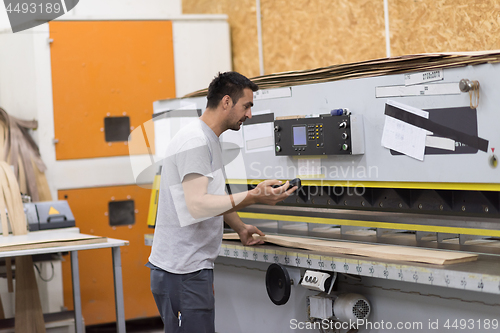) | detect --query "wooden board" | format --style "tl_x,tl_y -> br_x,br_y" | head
15,255 -> 46,333
223,233 -> 478,265
0,233 -> 107,252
